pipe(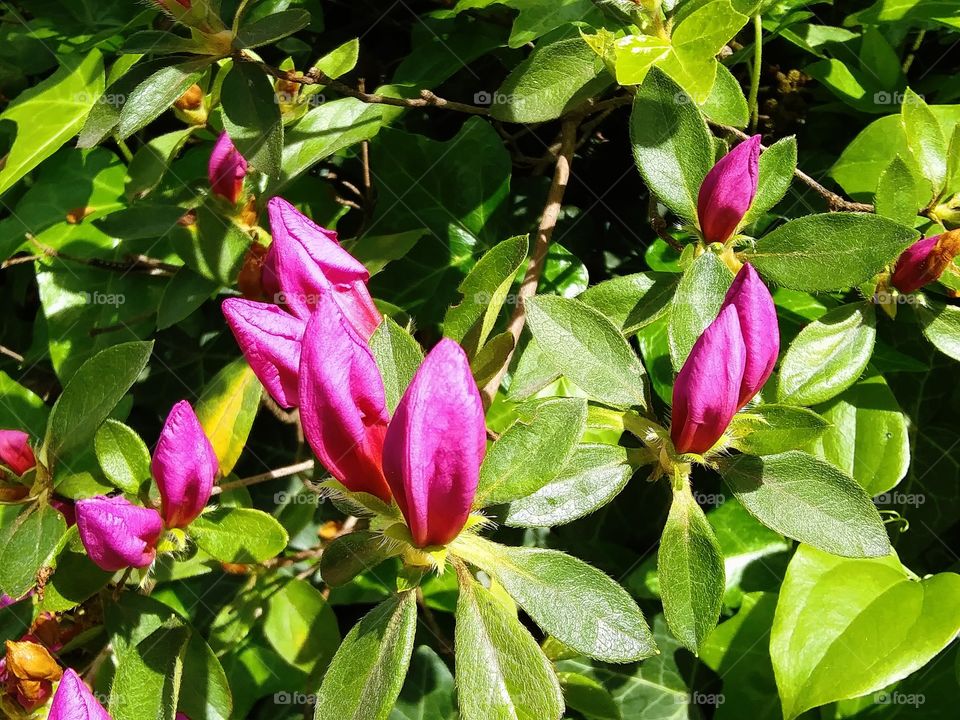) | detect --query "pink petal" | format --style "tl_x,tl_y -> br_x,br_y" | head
208,132 -> 247,204
0,429 -> 36,476
382,339 -> 485,547
266,197 -> 381,337
671,305 -> 747,455
49,669 -> 111,720
297,290 -> 391,502
152,401 -> 218,528
890,235 -> 940,294
76,496 -> 163,572
222,298 -> 305,408
720,263 -> 779,408
697,135 -> 761,244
